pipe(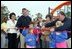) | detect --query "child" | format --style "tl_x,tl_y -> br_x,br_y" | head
25,23 -> 36,48
33,26 -> 41,48
55,21 -> 67,48
49,31 -> 68,48
49,21 -> 68,48
33,21 -> 42,48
